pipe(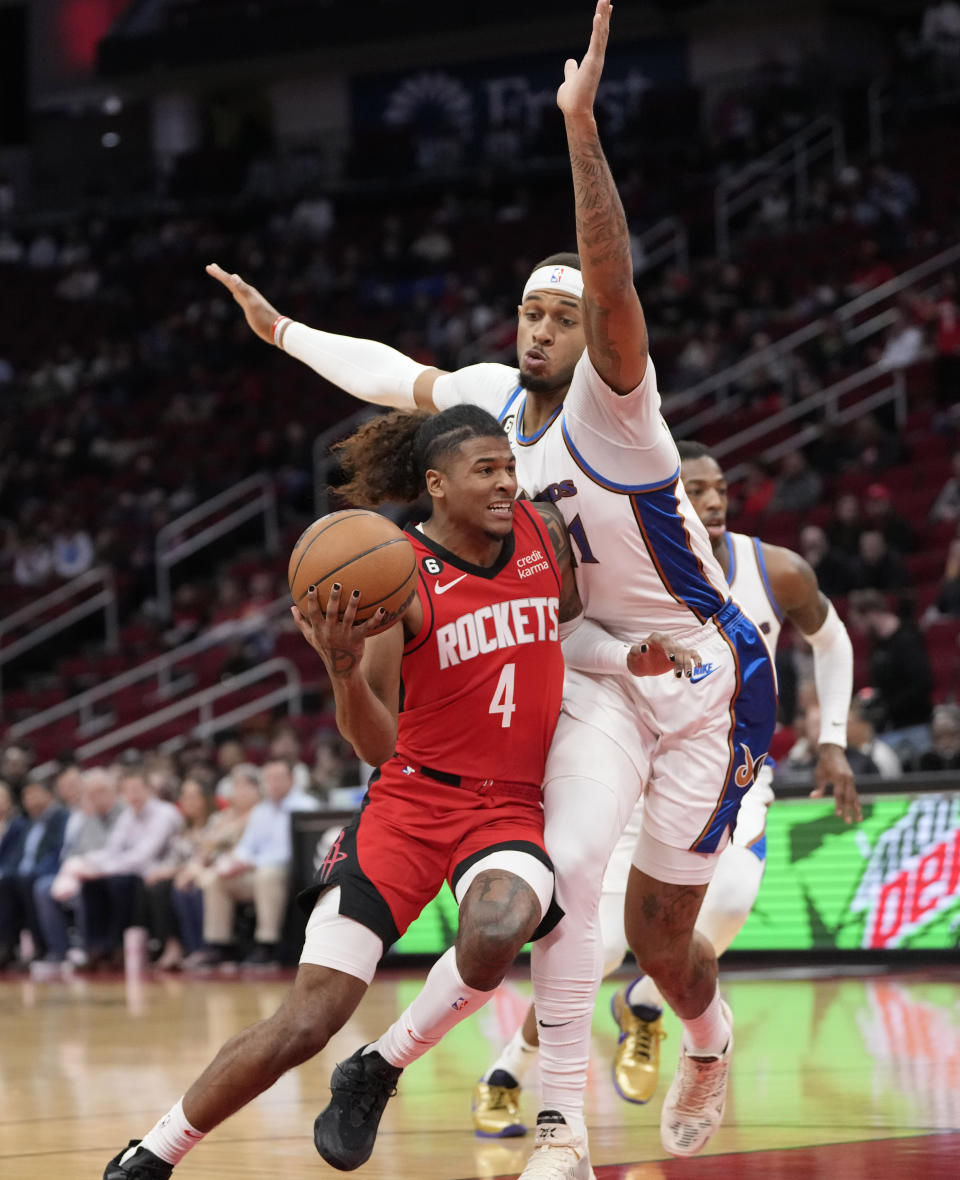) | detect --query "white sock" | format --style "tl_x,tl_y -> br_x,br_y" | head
132,1098 -> 205,1166
372,947 -> 494,1069
681,985 -> 729,1058
625,973 -> 664,1013
483,1022 -> 539,1084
